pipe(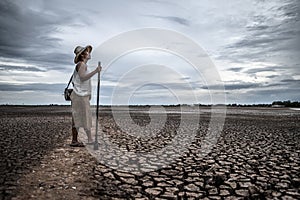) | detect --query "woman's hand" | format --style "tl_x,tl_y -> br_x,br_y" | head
96,62 -> 102,73
96,65 -> 102,73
